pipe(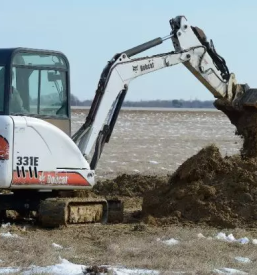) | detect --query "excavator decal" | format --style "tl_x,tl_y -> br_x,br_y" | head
12,171 -> 90,186
0,135 -> 9,160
